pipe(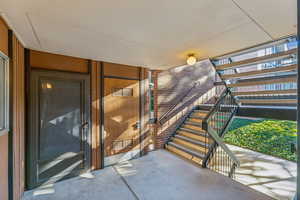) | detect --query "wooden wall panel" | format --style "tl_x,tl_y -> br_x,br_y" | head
30,50 -> 89,73
103,62 -> 140,79
0,17 -> 8,56
0,133 -> 9,200
12,34 -> 25,200
91,61 -> 101,169
0,16 -> 9,200
103,78 -> 140,158
140,68 -> 152,153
